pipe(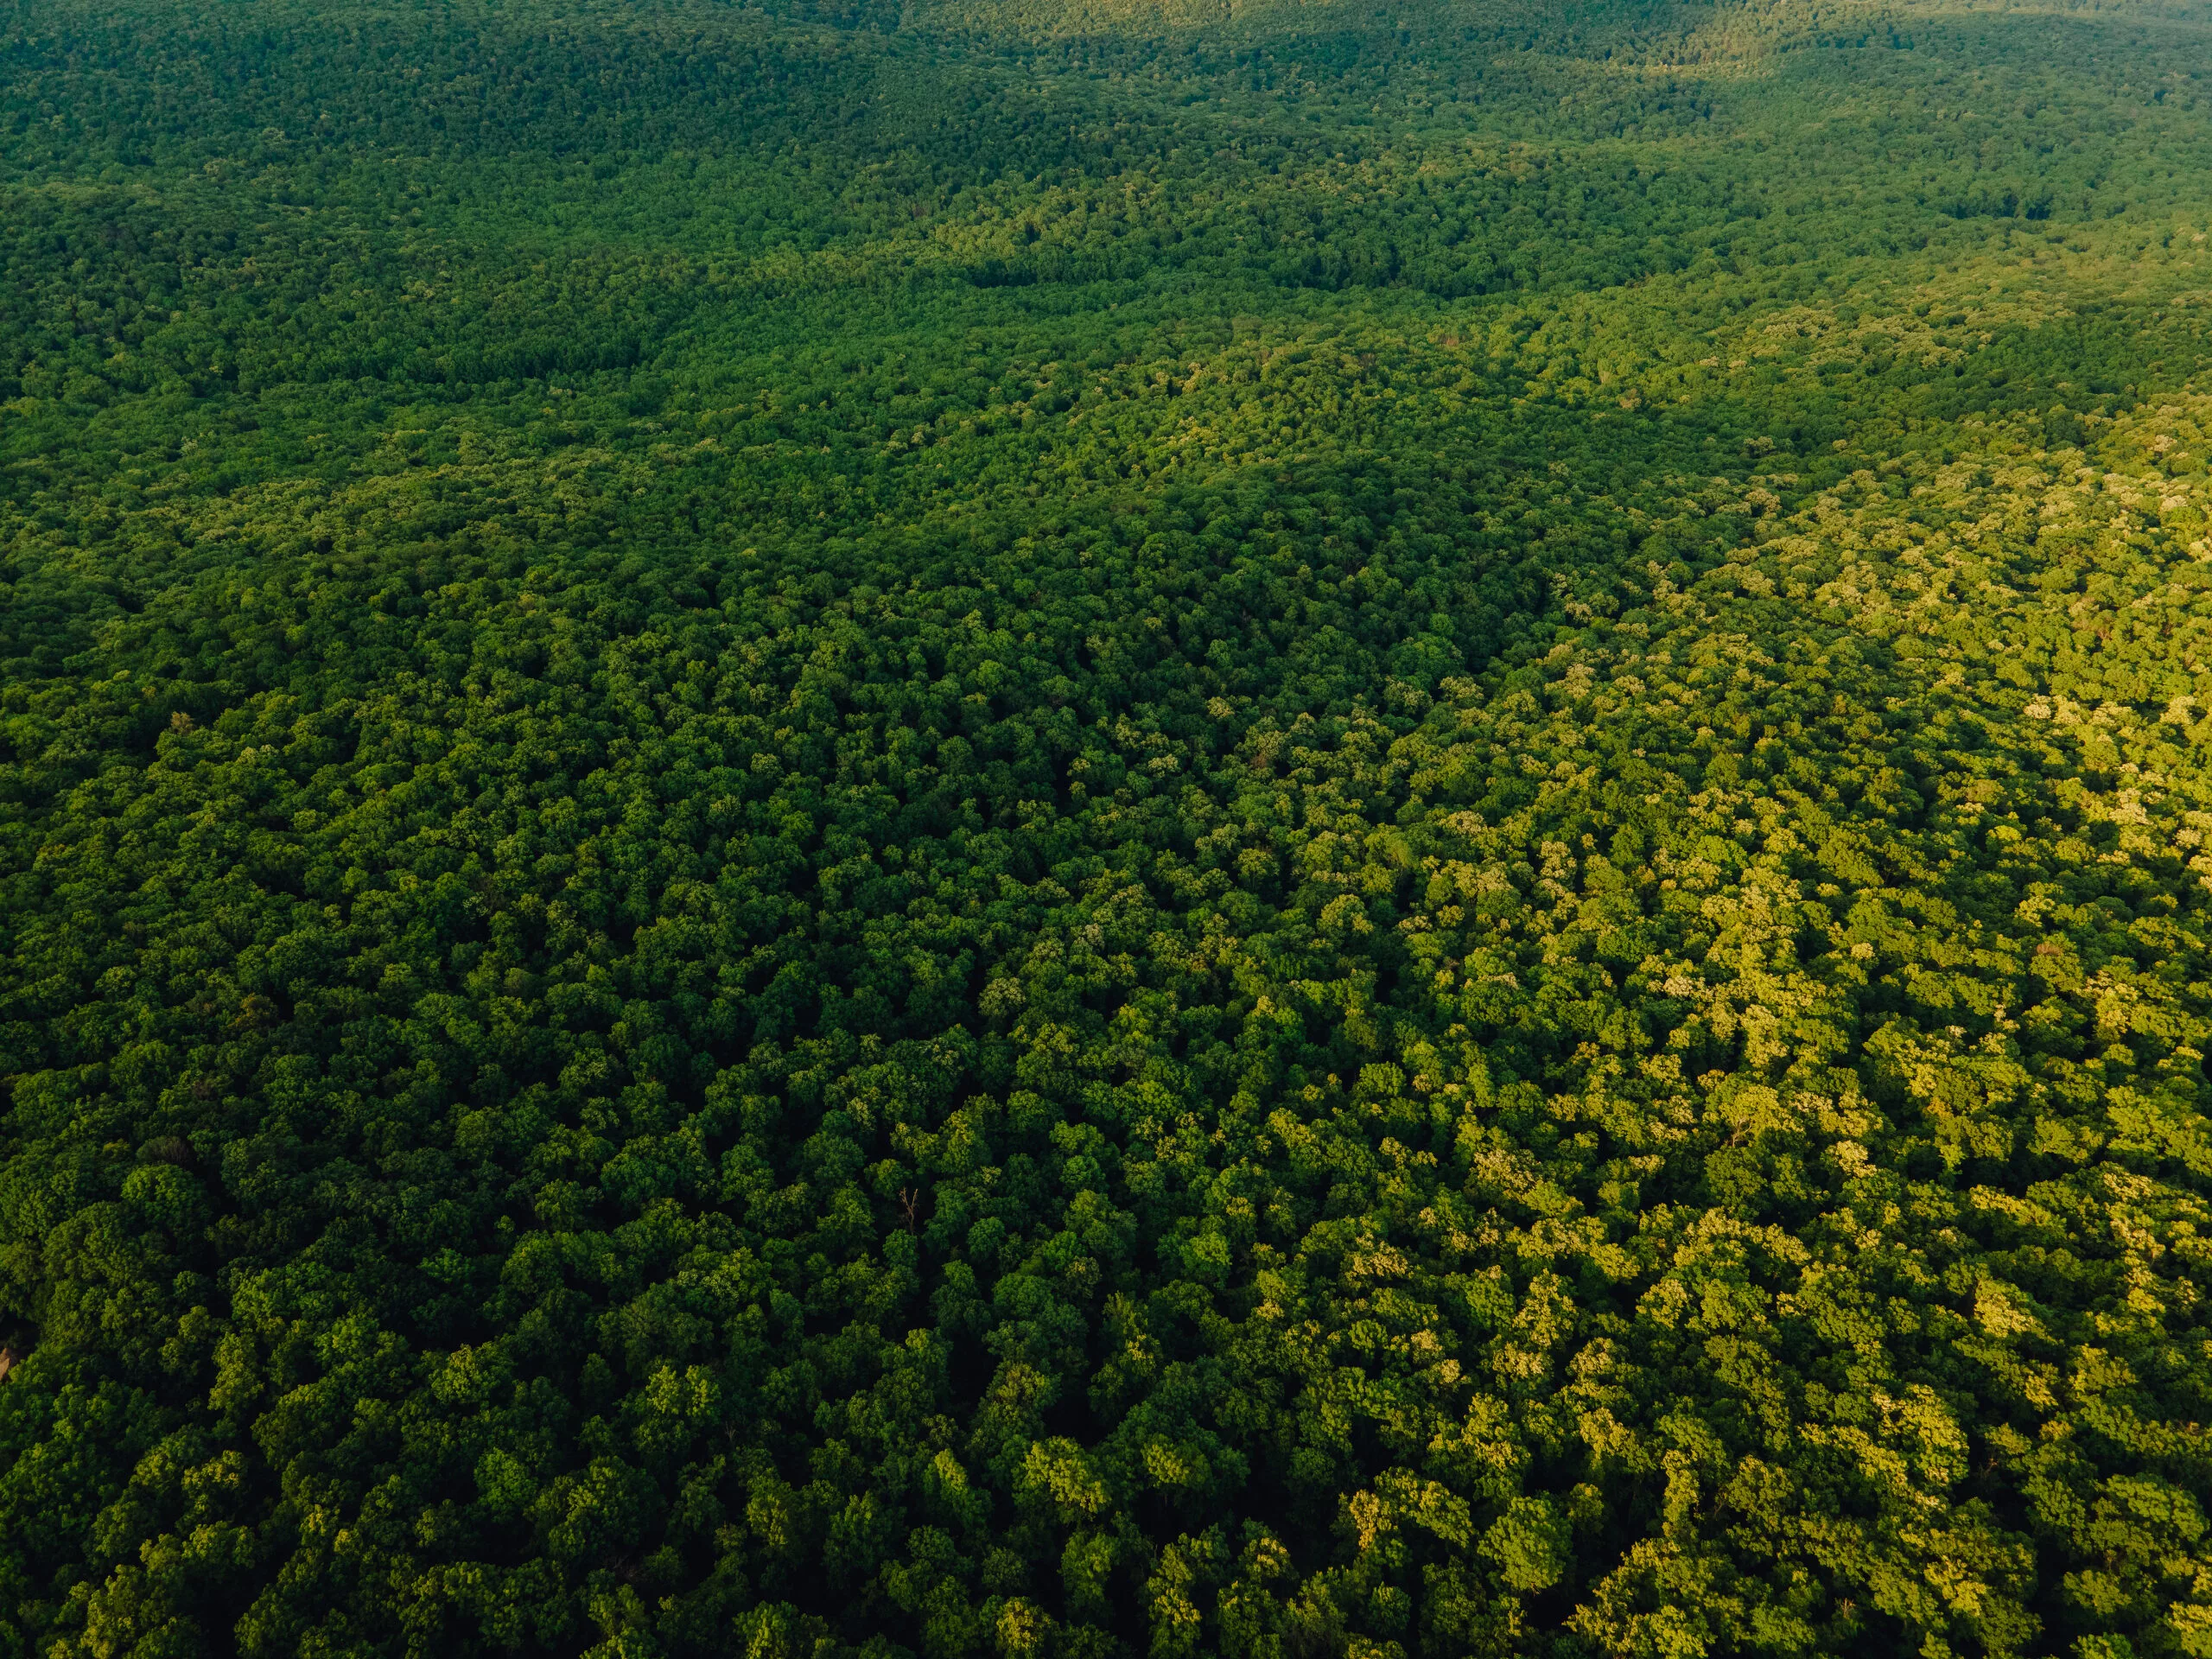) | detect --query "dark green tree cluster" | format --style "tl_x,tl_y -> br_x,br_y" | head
6,0 -> 2212,1655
